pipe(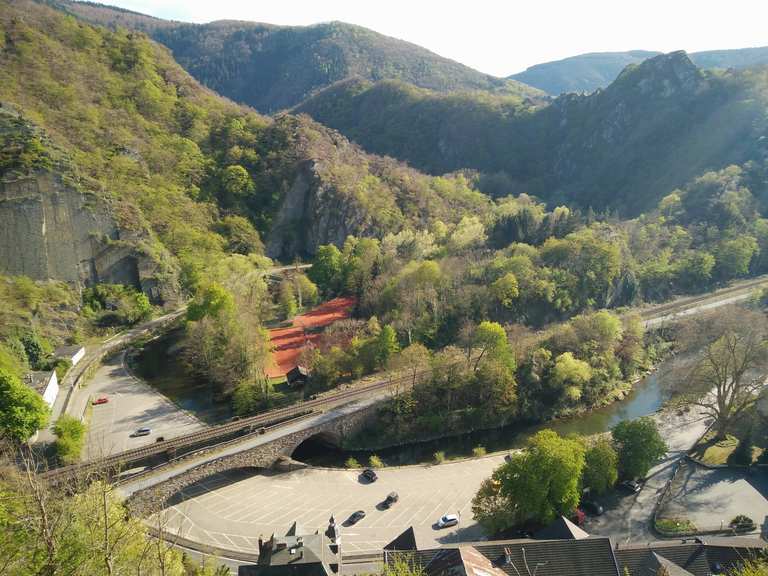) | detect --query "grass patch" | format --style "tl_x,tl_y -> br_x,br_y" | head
692,432 -> 739,465
655,517 -> 697,535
